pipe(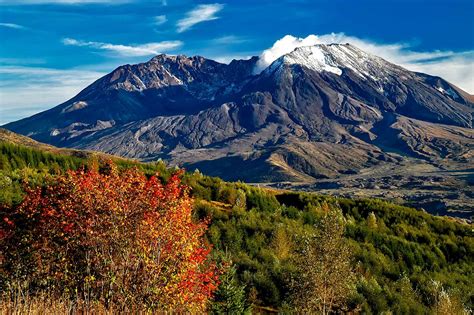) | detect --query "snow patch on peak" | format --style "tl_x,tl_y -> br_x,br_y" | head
280,45 -> 343,75
266,43 -> 407,83
436,86 -> 459,100
62,101 -> 88,114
